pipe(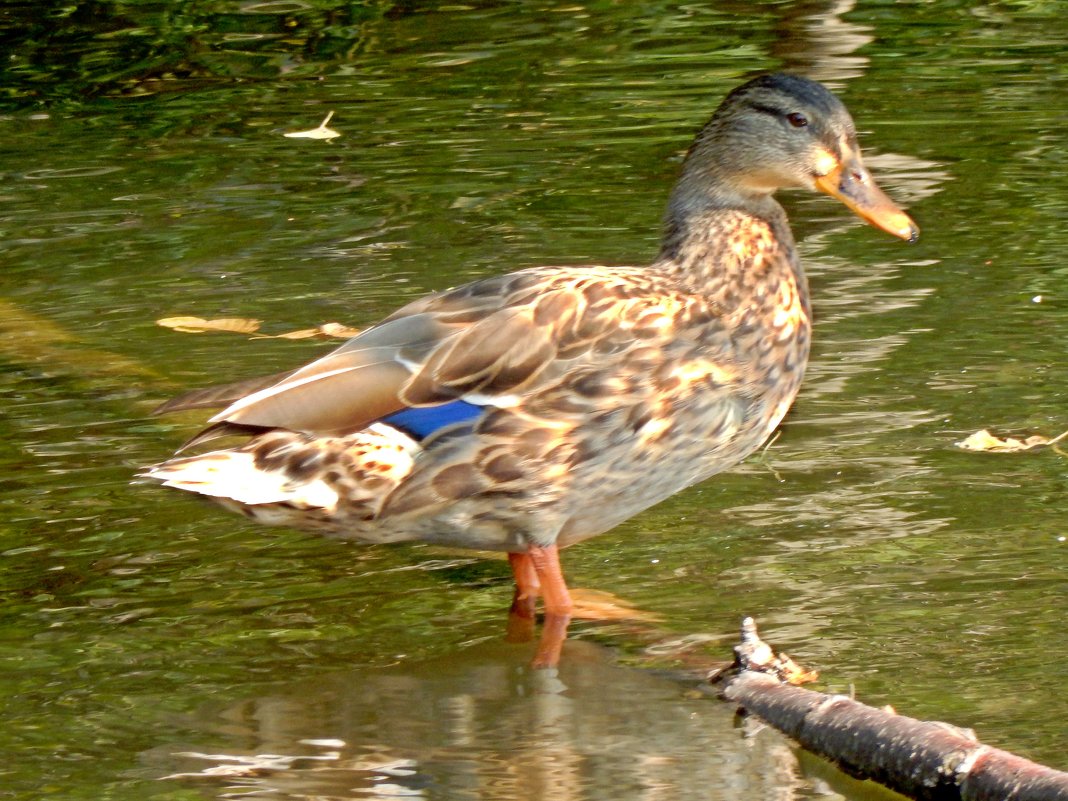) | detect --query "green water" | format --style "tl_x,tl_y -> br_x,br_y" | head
2,2 -> 1067,799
